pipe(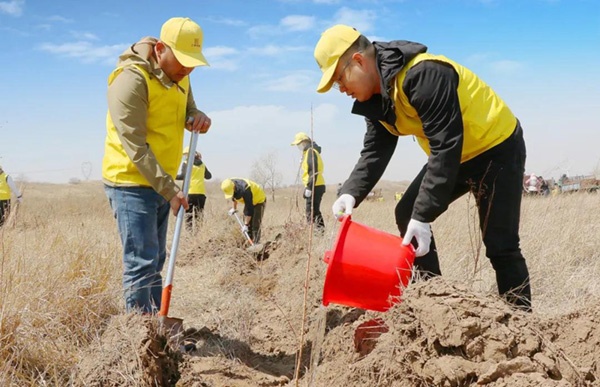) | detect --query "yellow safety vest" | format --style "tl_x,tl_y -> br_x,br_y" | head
0,173 -> 11,200
188,164 -> 206,195
102,64 -> 188,185
302,149 -> 325,187
234,179 -> 266,205
381,53 -> 516,163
